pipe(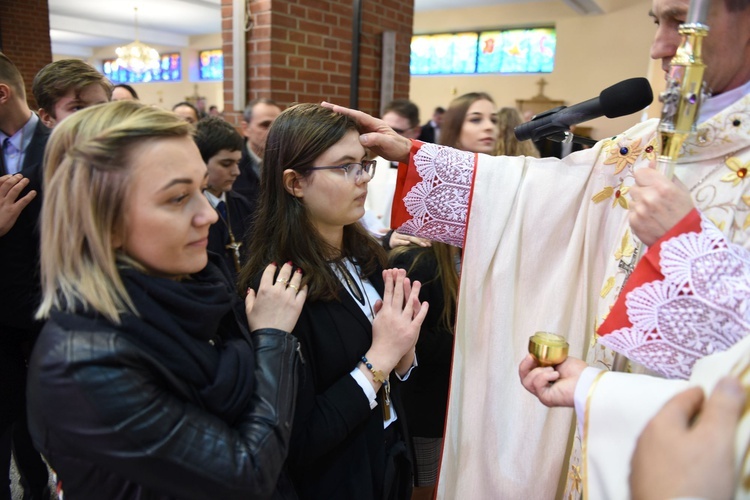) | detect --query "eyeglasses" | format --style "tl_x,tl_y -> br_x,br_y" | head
306,160 -> 377,183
